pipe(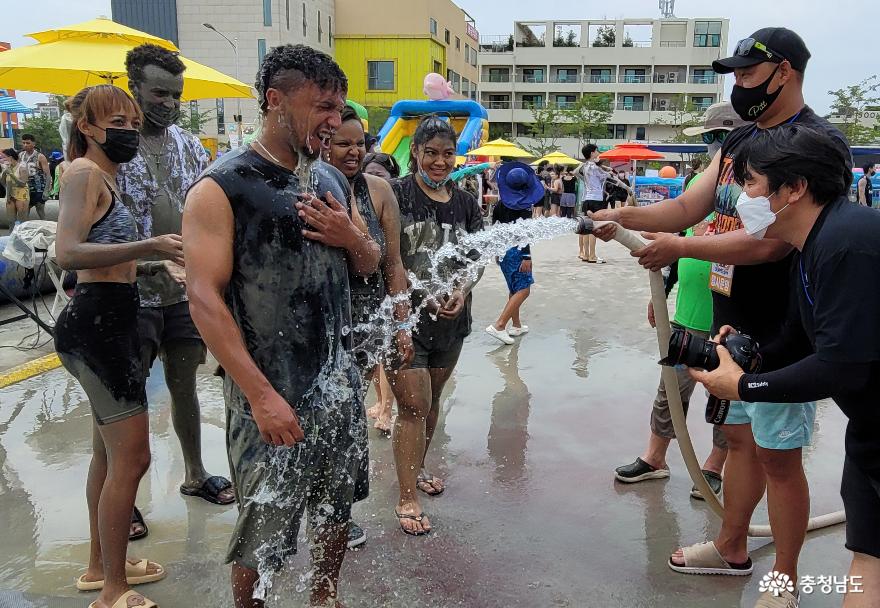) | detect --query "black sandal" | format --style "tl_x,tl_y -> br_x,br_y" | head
395,510 -> 431,536
180,475 -> 236,505
130,506 -> 148,541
